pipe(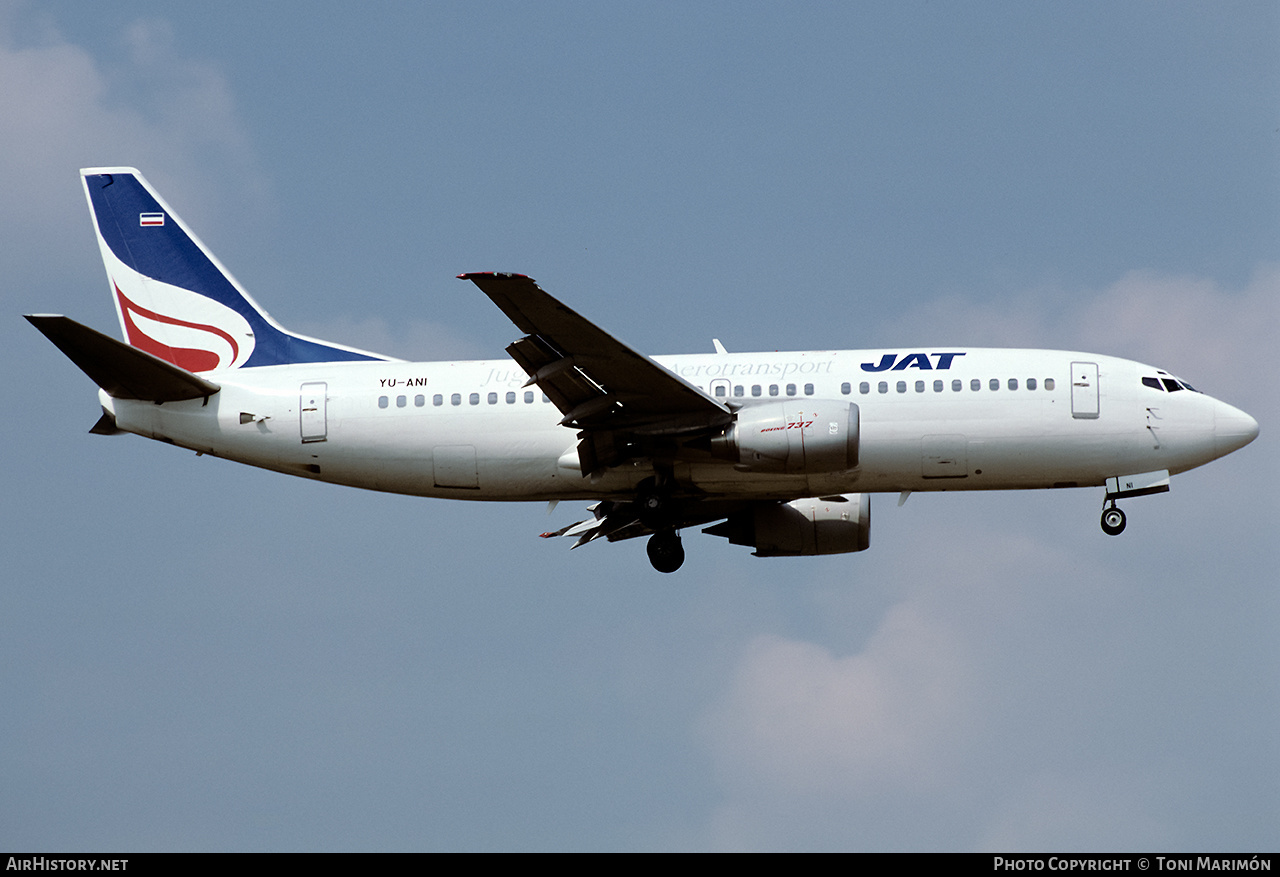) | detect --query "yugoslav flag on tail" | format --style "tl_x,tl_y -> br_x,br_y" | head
81,167 -> 389,371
